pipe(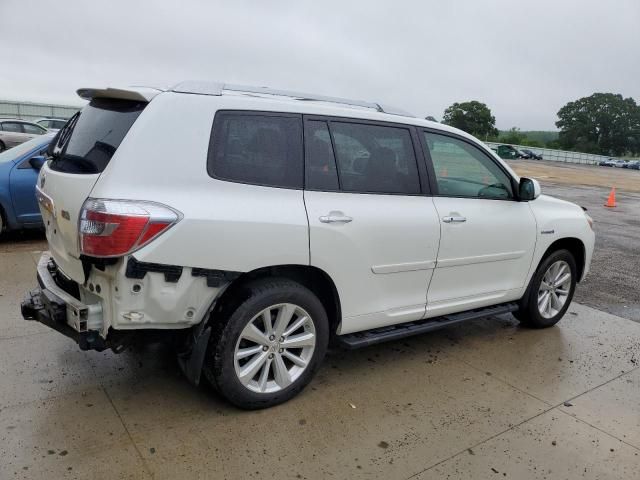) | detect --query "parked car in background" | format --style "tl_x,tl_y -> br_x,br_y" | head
520,149 -> 543,160
495,144 -> 523,159
0,119 -> 48,152
613,160 -> 627,168
0,134 -> 53,234
35,118 -> 68,132
21,82 -> 594,409
626,160 -> 640,170
599,158 -> 615,167
620,160 -> 640,169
